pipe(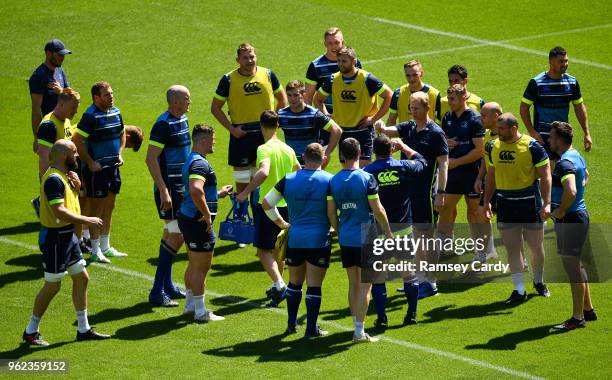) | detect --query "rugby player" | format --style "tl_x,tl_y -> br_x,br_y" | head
211,43 -> 287,230
473,102 -> 503,263
145,85 -> 192,306
23,140 -> 109,345
520,46 -> 592,154
29,39 -> 71,154
387,60 -> 440,125
329,138 -> 394,343
548,122 -> 596,330
438,64 -> 485,122
236,111 -> 301,306
364,135 -> 427,326
73,81 -> 127,263
376,92 -> 448,298
438,85 -> 485,263
482,113 -> 551,304
313,46 -> 392,168
263,143 -> 333,337
178,125 -> 232,322
278,80 -> 341,167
